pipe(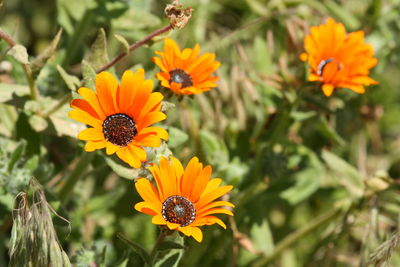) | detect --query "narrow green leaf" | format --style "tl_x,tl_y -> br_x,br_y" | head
81,60 -> 96,90
31,29 -> 63,78
322,150 -> 364,198
157,241 -> 185,251
88,28 -> 109,70
117,233 -> 152,266
104,157 -> 140,180
114,33 -> 130,54
56,65 -> 80,91
7,141 -> 26,173
7,44 -> 29,64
